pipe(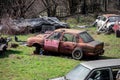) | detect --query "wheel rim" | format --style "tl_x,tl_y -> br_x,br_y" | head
74,50 -> 82,59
